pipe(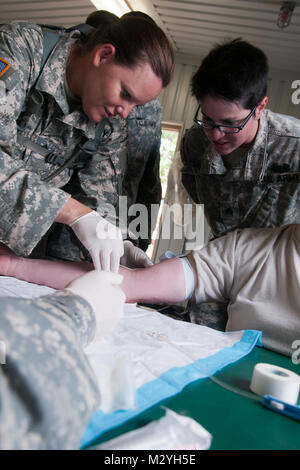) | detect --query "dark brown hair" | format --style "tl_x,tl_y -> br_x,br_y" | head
76,16 -> 174,88
191,38 -> 268,109
85,9 -> 118,28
